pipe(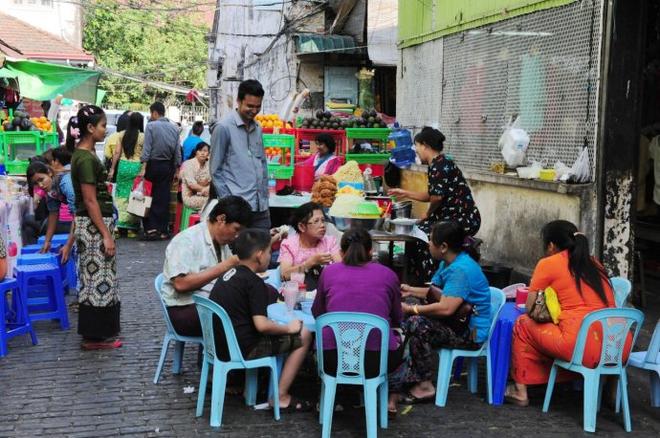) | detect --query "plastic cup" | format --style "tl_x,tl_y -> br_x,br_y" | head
515,287 -> 529,306
291,271 -> 305,286
283,281 -> 298,314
